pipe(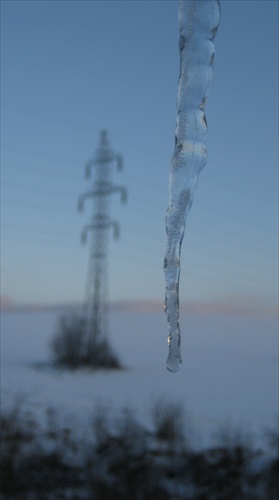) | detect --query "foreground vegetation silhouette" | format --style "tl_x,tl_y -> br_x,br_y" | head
1,399 -> 278,499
